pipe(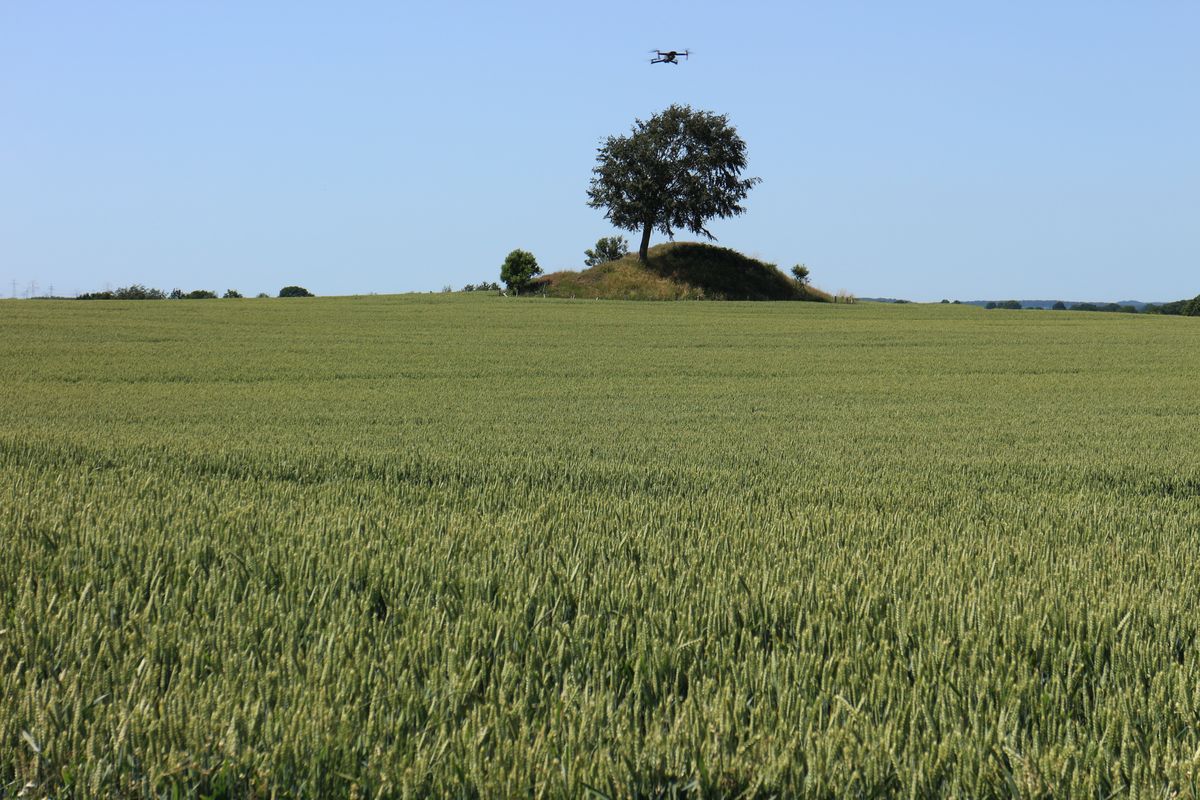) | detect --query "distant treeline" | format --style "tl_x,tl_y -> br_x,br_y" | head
982,296 -> 1199,315
1152,295 -> 1200,316
76,285 -> 313,300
